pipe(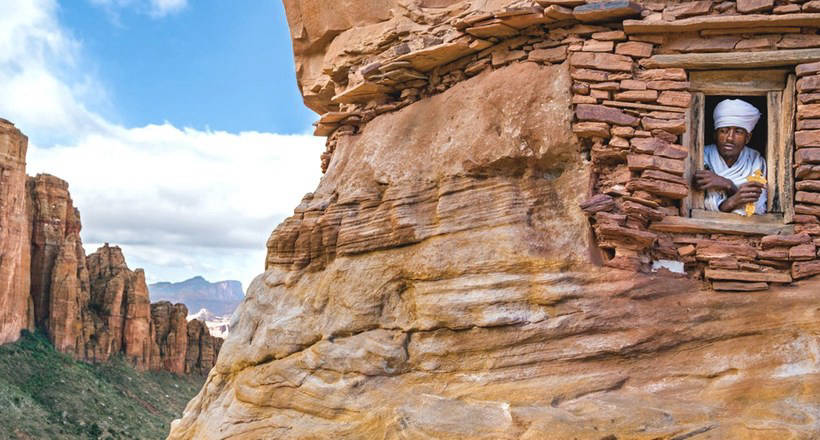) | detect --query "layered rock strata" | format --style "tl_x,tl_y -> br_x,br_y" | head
171,0 -> 820,438
0,119 -> 32,345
